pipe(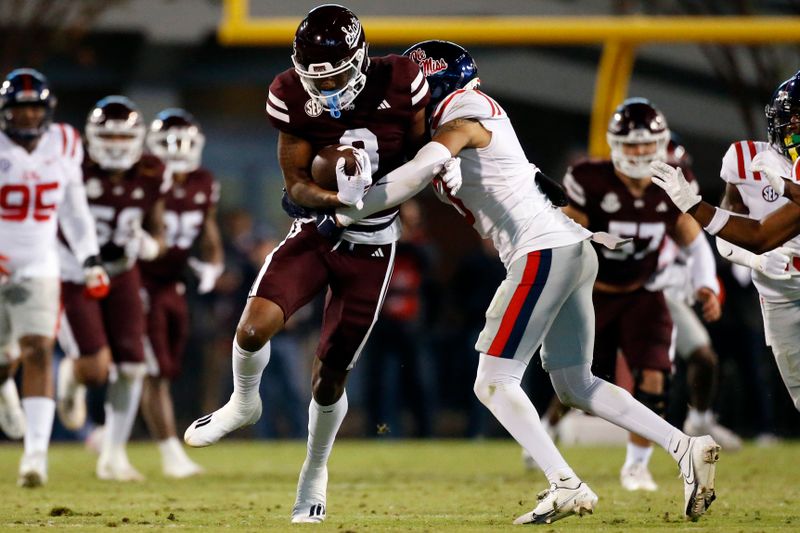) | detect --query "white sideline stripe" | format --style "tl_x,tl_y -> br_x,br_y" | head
347,241 -> 396,370
410,70 -> 424,92
267,103 -> 290,123
268,91 -> 288,110
411,80 -> 429,106
249,220 -> 302,297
